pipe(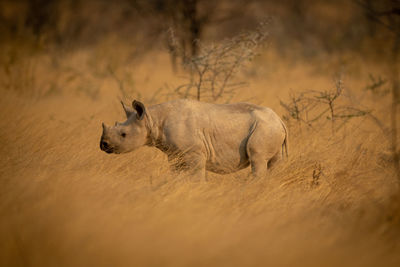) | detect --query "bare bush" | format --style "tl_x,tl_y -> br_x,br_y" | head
357,0 -> 400,184
0,47 -> 87,98
365,73 -> 389,95
280,76 -> 369,134
1,48 -> 38,96
106,63 -> 136,100
168,21 -> 269,102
